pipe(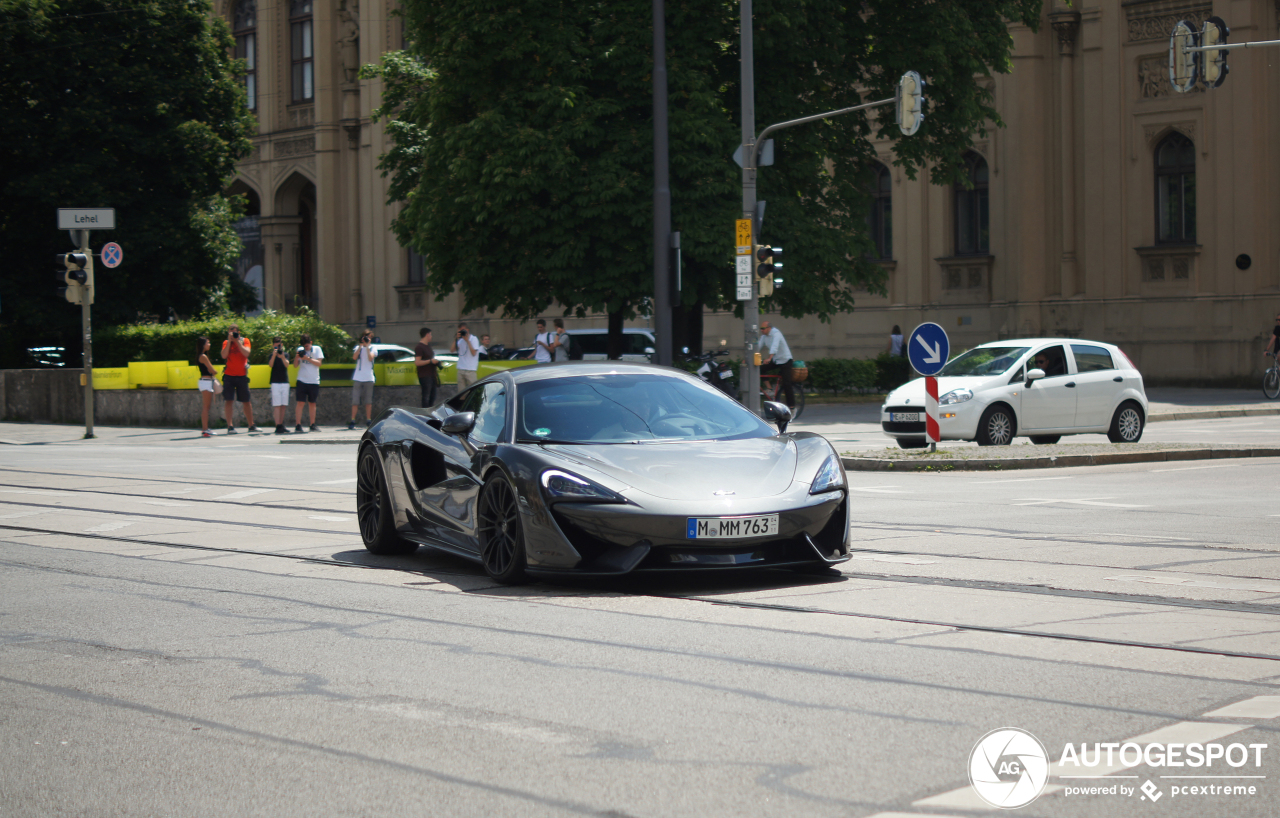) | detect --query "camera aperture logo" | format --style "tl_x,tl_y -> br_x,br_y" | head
969,727 -> 1050,809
